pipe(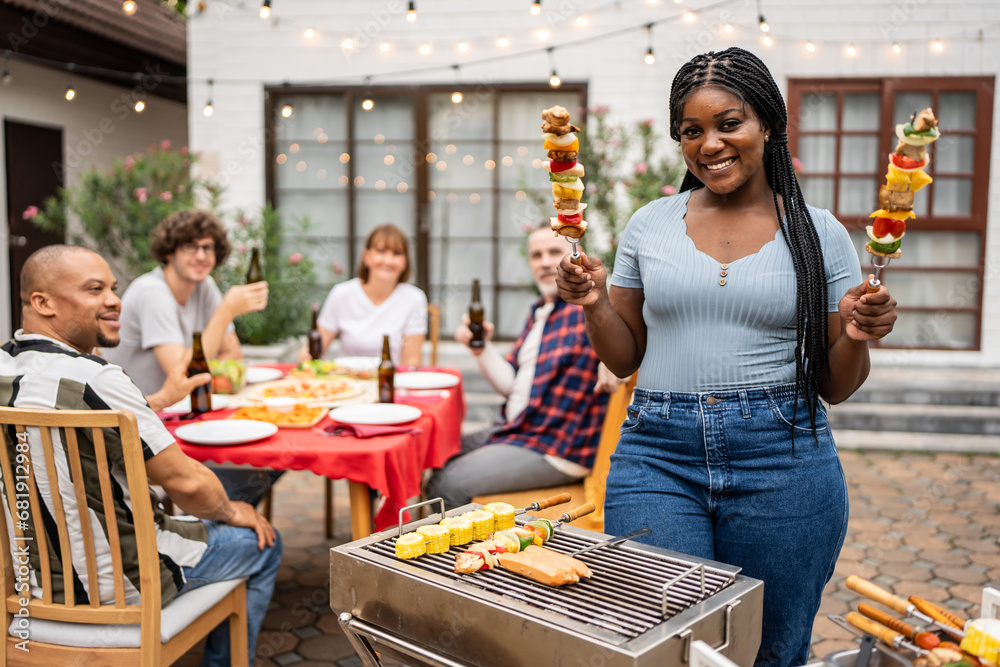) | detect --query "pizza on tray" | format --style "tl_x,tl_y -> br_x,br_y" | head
247,377 -> 365,406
